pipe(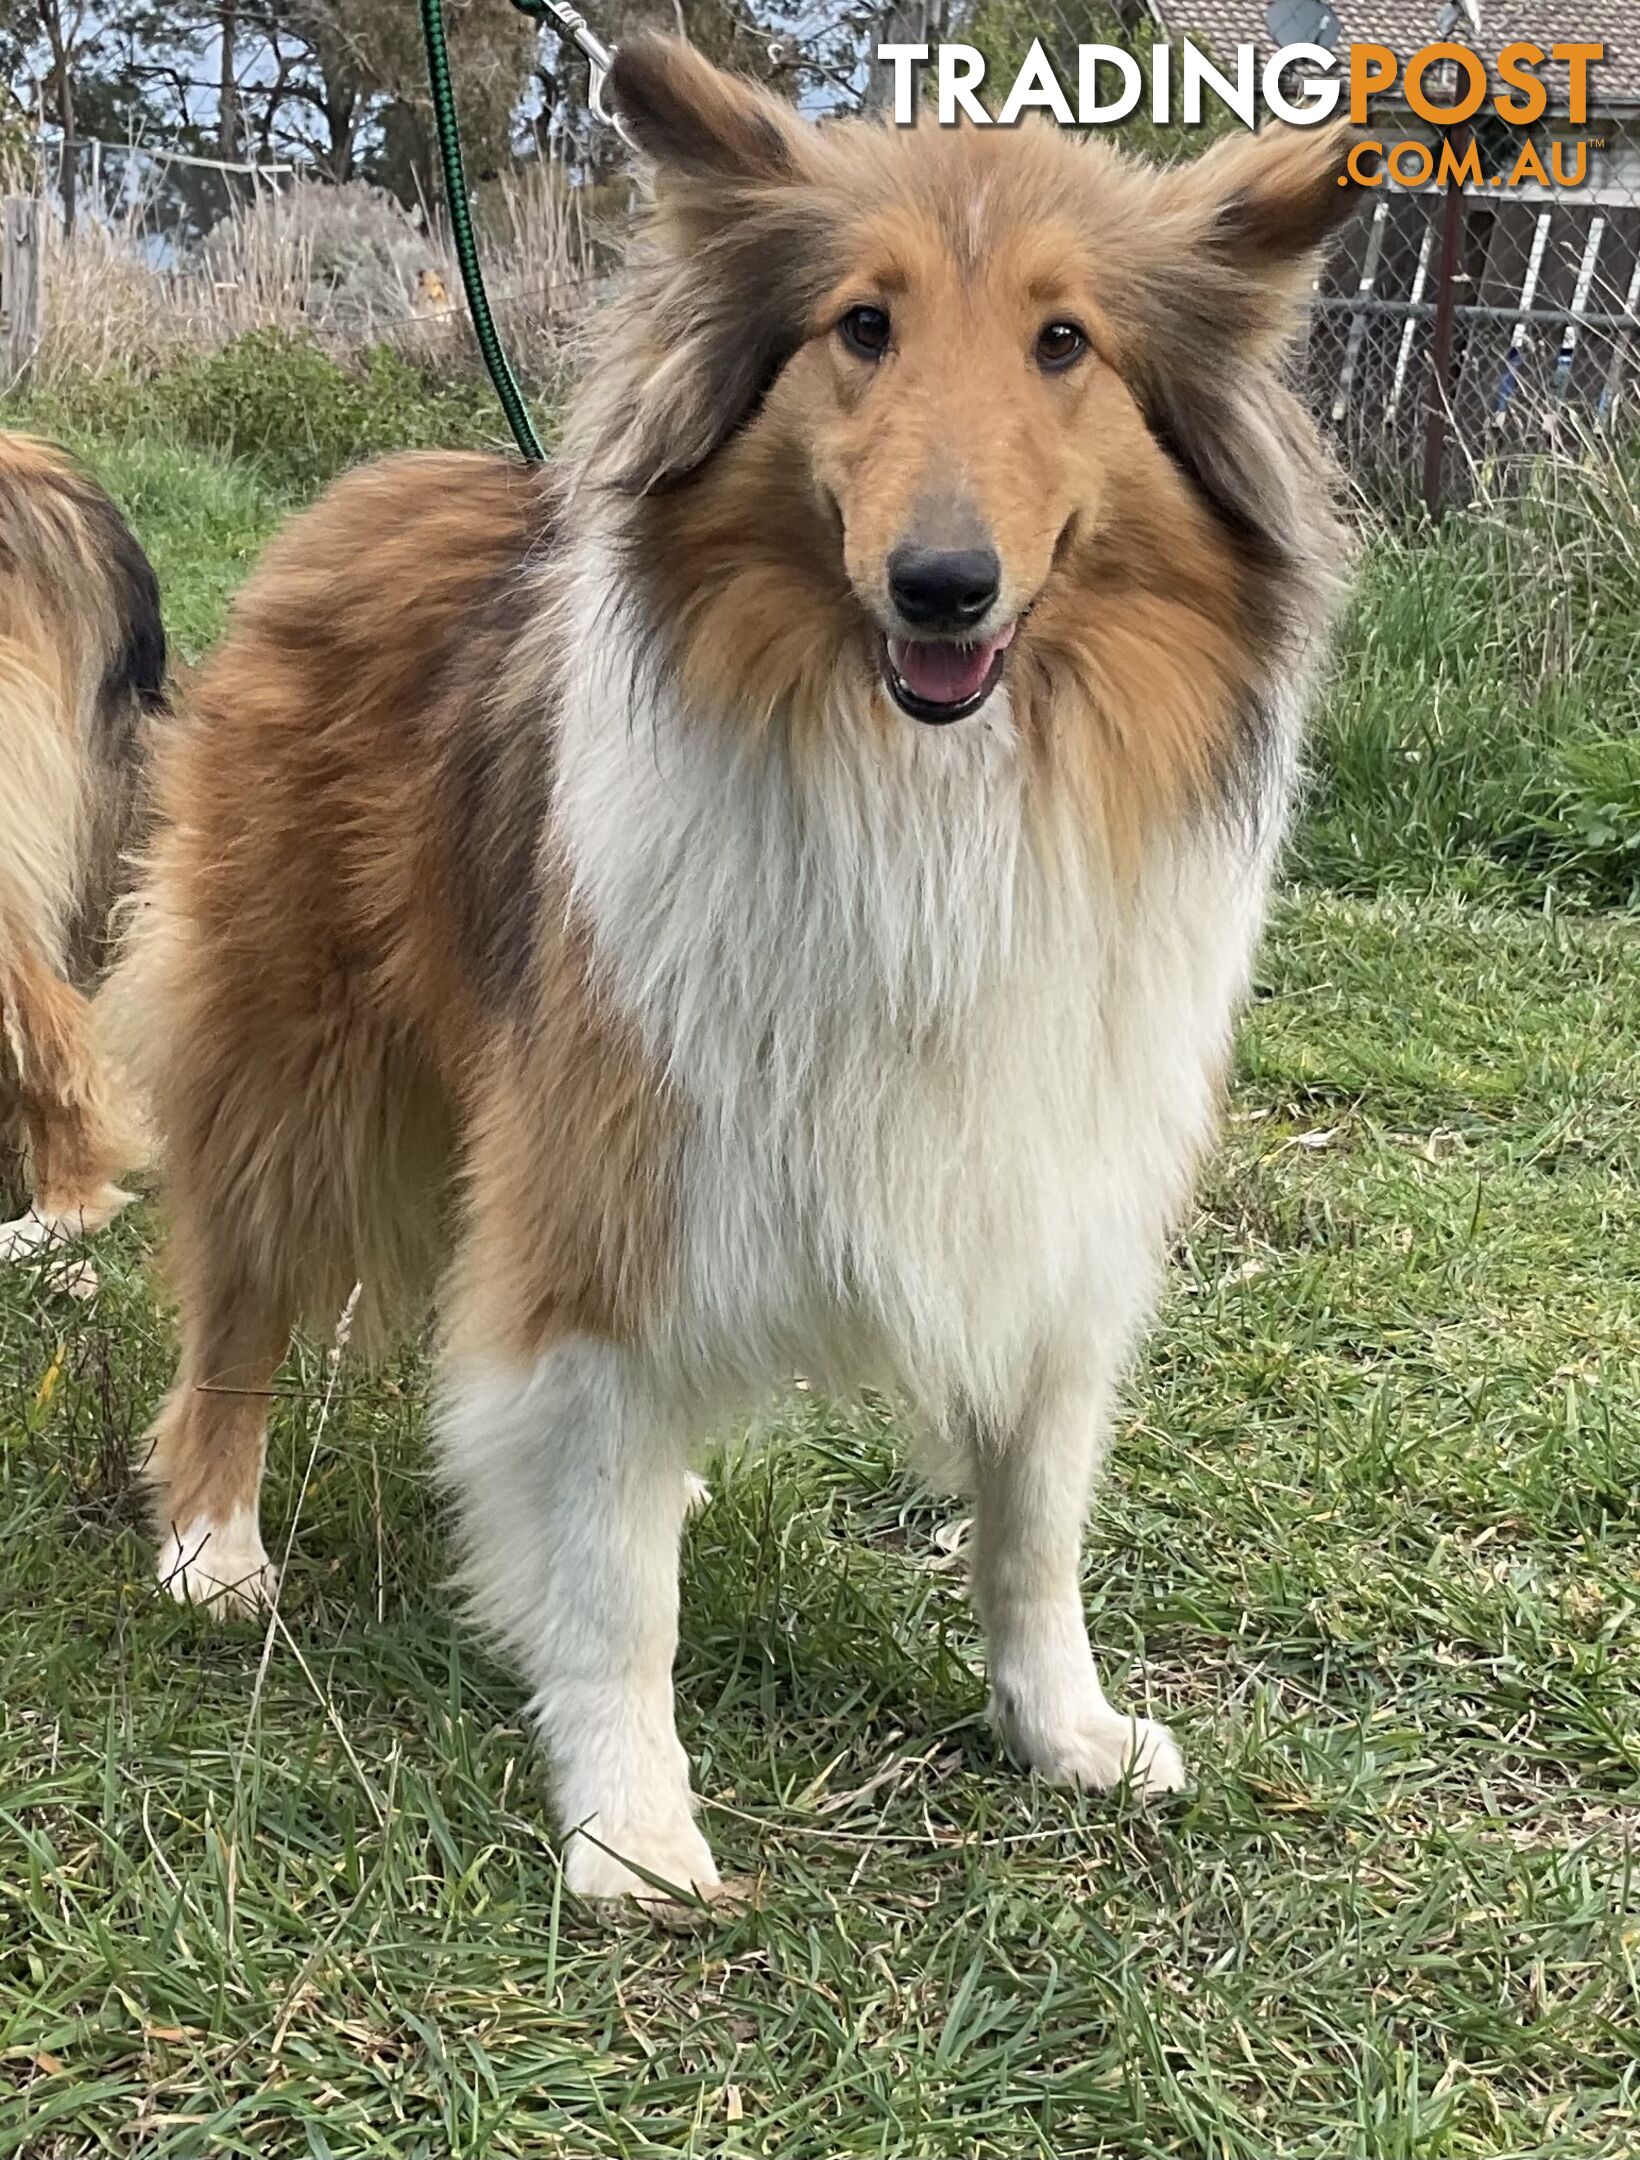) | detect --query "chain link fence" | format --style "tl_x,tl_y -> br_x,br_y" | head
1307,171 -> 1640,508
